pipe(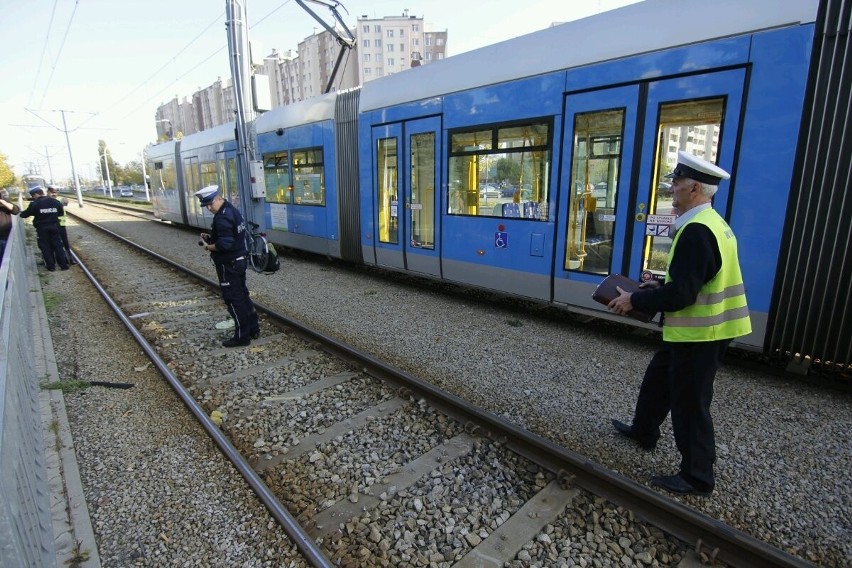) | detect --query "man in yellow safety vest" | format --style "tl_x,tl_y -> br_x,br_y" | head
608,151 -> 751,496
